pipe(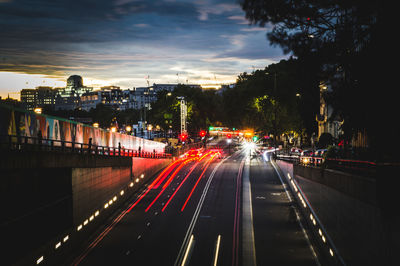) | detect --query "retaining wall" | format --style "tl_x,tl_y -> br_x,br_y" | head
275,160 -> 396,265
0,150 -> 171,265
